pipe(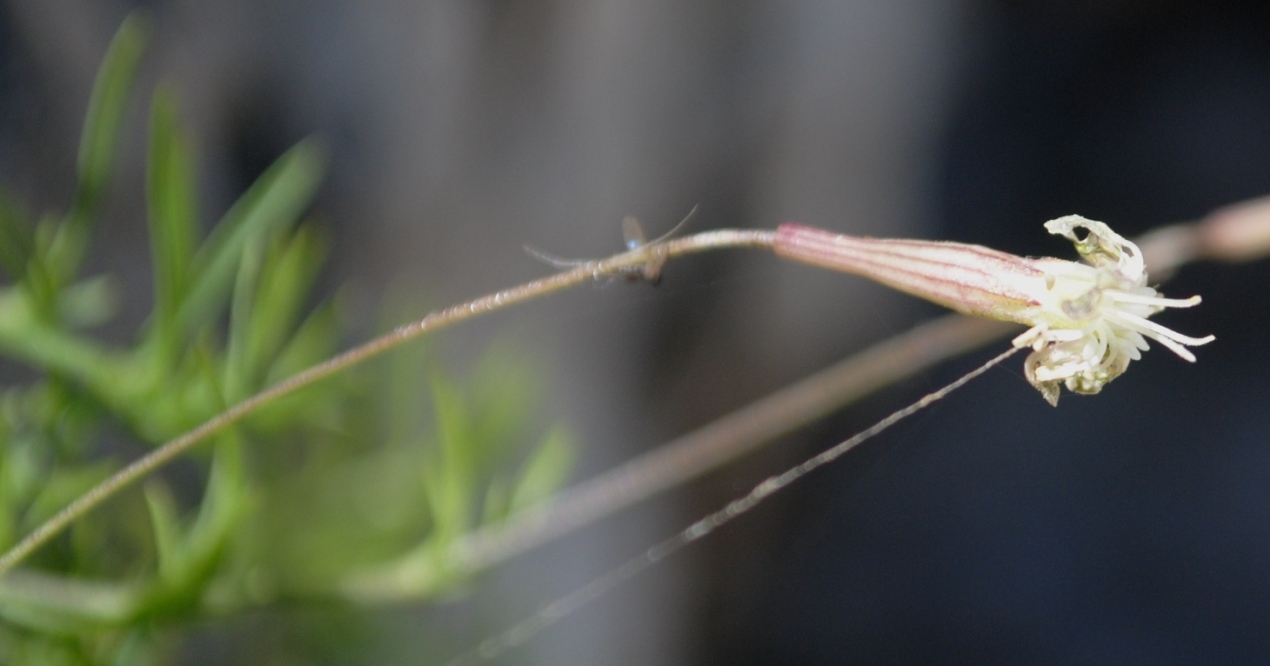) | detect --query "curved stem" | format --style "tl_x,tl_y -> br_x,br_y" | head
0,230 -> 776,578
